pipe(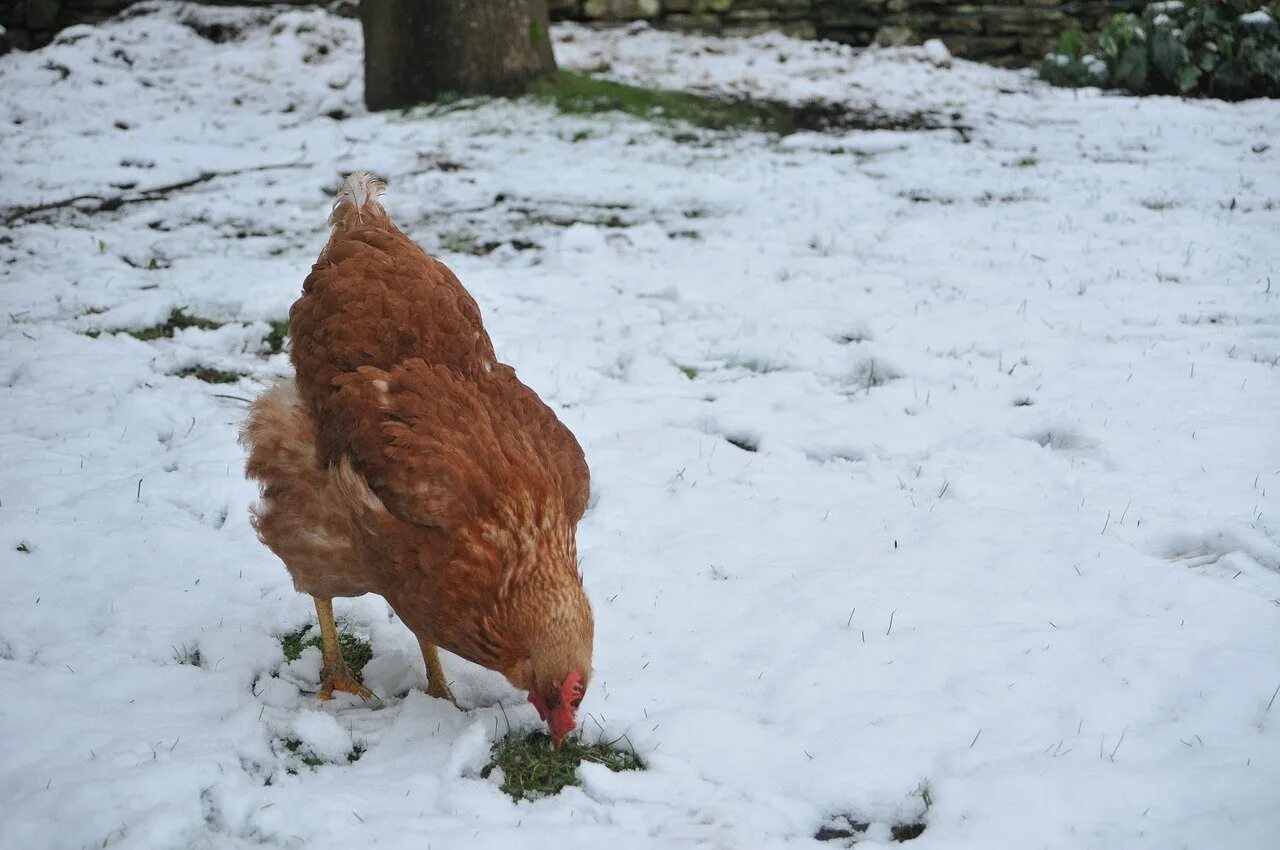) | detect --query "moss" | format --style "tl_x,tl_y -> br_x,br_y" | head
528,71 -> 792,133
483,730 -> 643,800
279,624 -> 372,676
